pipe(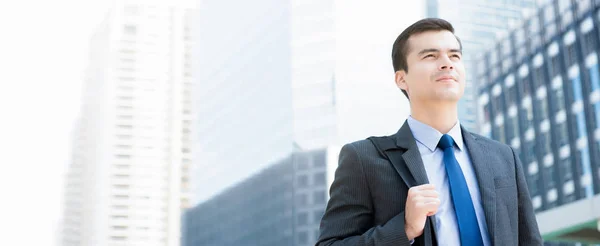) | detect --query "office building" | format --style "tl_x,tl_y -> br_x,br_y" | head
182,147 -> 339,246
192,0 -> 420,205
60,2 -> 193,246
477,0 -> 600,243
